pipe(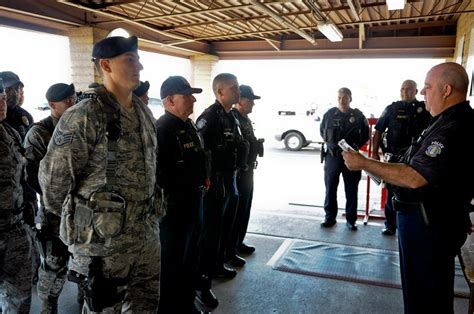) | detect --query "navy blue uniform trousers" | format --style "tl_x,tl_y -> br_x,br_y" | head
397,209 -> 466,314
323,154 -> 361,224
159,189 -> 203,313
